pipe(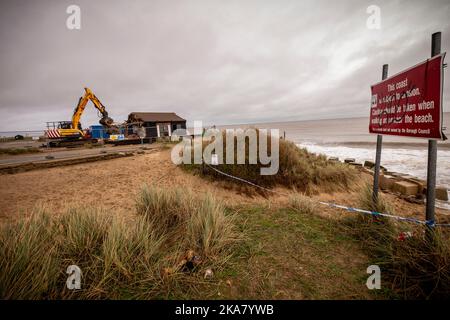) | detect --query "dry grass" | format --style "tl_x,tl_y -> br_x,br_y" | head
2,177 -> 447,299
0,185 -> 237,299
289,193 -> 317,215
